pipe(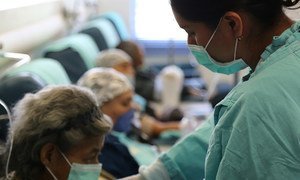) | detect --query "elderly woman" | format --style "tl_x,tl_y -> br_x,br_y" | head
116,40 -> 144,70
77,67 -> 159,178
0,85 -> 111,180
95,49 -> 144,110
116,41 -> 155,101
96,49 -> 135,84
95,49 -> 180,138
